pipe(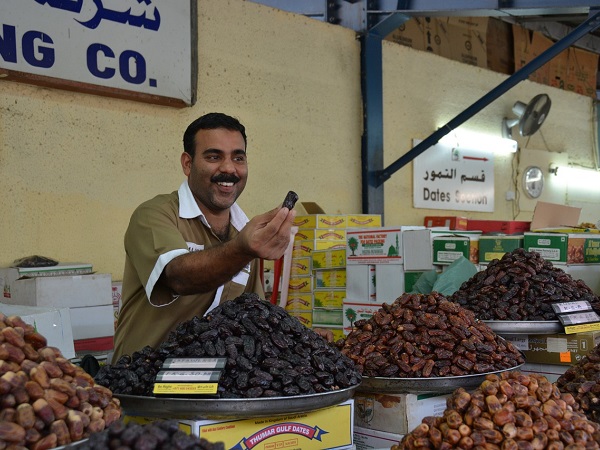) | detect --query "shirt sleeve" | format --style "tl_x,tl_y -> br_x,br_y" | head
125,199 -> 188,305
